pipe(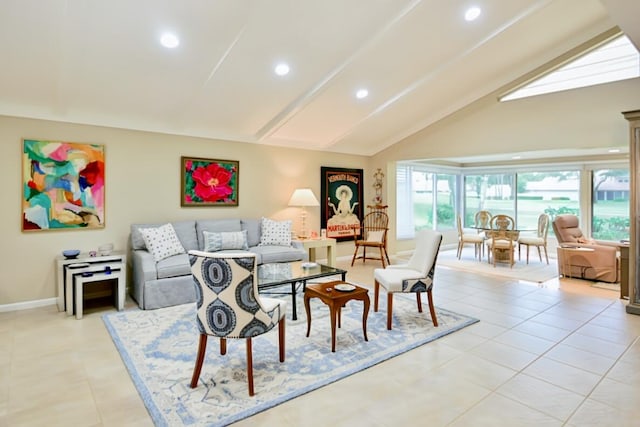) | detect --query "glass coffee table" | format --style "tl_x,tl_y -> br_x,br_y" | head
258,261 -> 346,320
